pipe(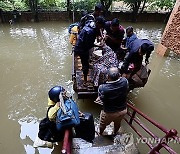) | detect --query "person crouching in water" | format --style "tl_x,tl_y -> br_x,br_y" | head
95,67 -> 129,135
